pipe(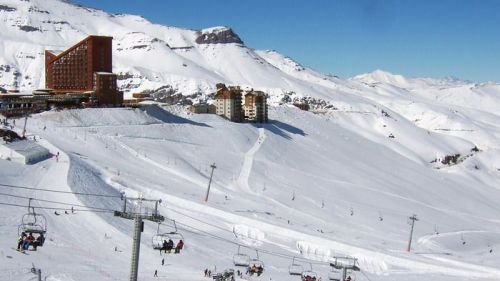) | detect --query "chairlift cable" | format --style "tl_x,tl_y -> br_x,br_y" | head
173,219 -> 330,266
0,201 -> 113,213
0,192 -> 113,211
0,183 -> 123,198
